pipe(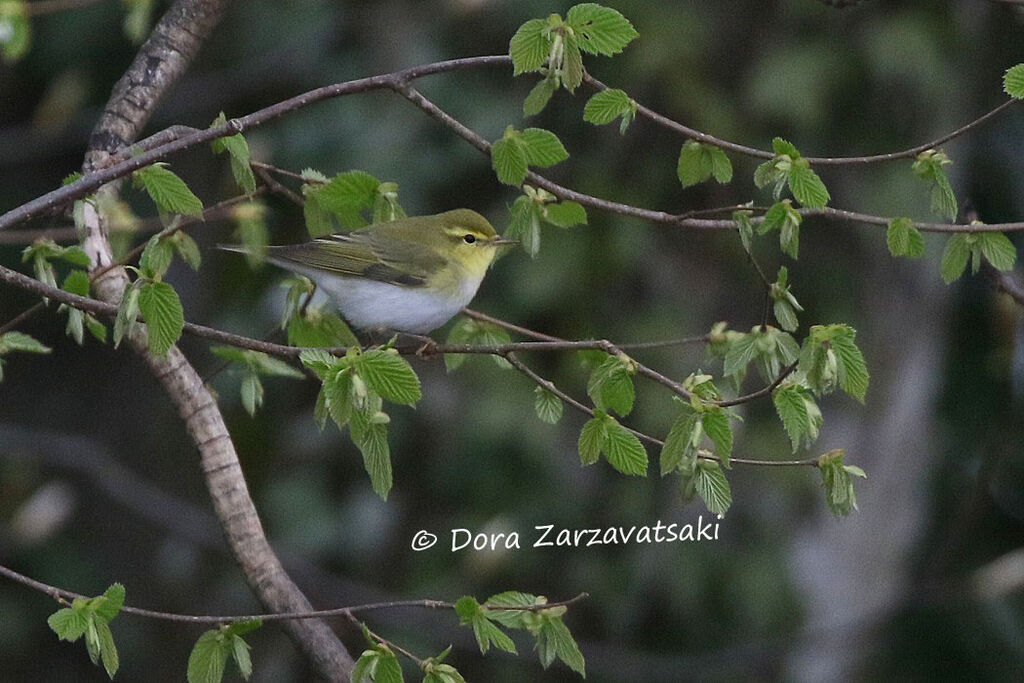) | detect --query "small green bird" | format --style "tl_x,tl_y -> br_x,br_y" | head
225,209 -> 514,334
